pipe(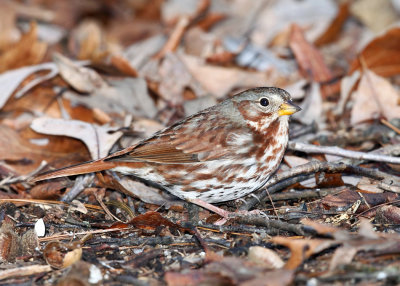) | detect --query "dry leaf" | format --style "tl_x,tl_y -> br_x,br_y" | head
248,246 -> 284,269
224,37 -> 295,74
69,19 -> 106,61
108,54 -> 139,77
53,53 -> 104,93
271,236 -> 336,270
0,22 -> 47,73
375,205 -> 400,224
283,155 -> 310,168
0,125 -> 88,174
315,2 -> 350,46
183,95 -> 217,117
329,219 -> 400,270
301,218 -> 340,235
31,118 -> 122,159
0,1 -> 19,51
0,62 -> 57,109
124,34 -> 167,70
181,53 -> 271,98
350,0 -> 397,33
57,261 -> 102,285
64,77 -> 157,118
349,25 -> 400,77
252,0 -> 337,46
293,82 -> 322,125
165,256 -> 294,286
350,69 -> 400,125
334,70 -> 361,116
142,52 -> 207,105
357,177 -> 384,193
289,24 -> 334,97
118,178 -> 182,207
